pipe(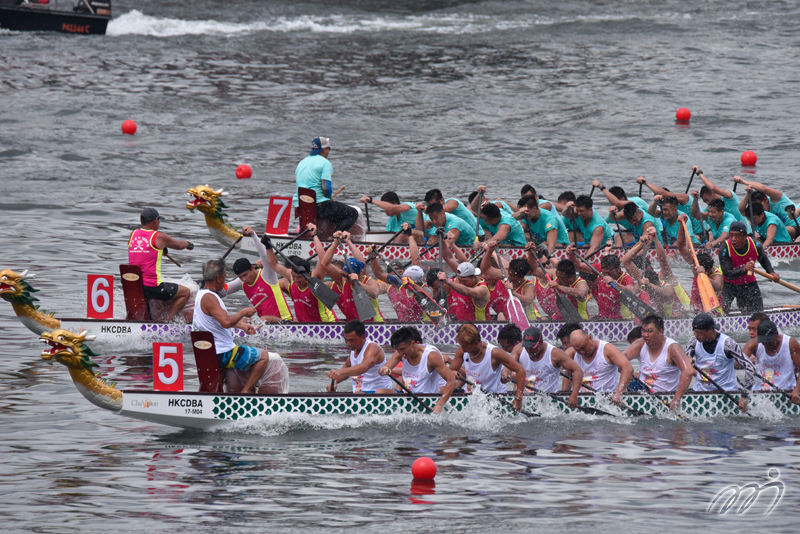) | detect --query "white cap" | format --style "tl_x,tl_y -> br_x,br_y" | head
456,262 -> 476,277
403,265 -> 424,284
